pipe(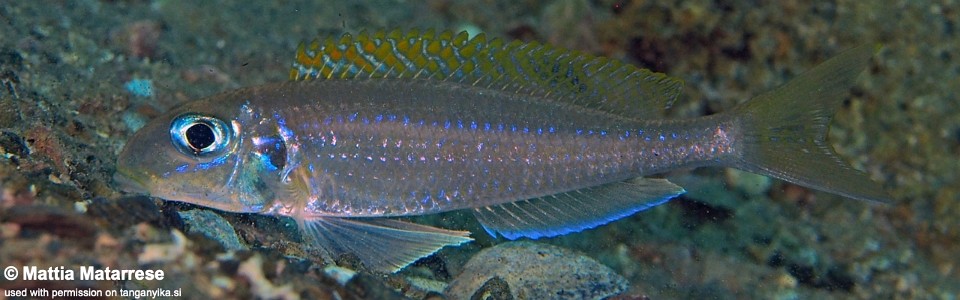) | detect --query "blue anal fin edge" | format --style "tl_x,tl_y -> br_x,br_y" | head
472,177 -> 685,240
